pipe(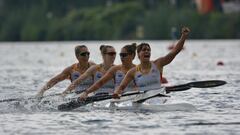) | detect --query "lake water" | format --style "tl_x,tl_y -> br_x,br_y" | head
0,40 -> 240,135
